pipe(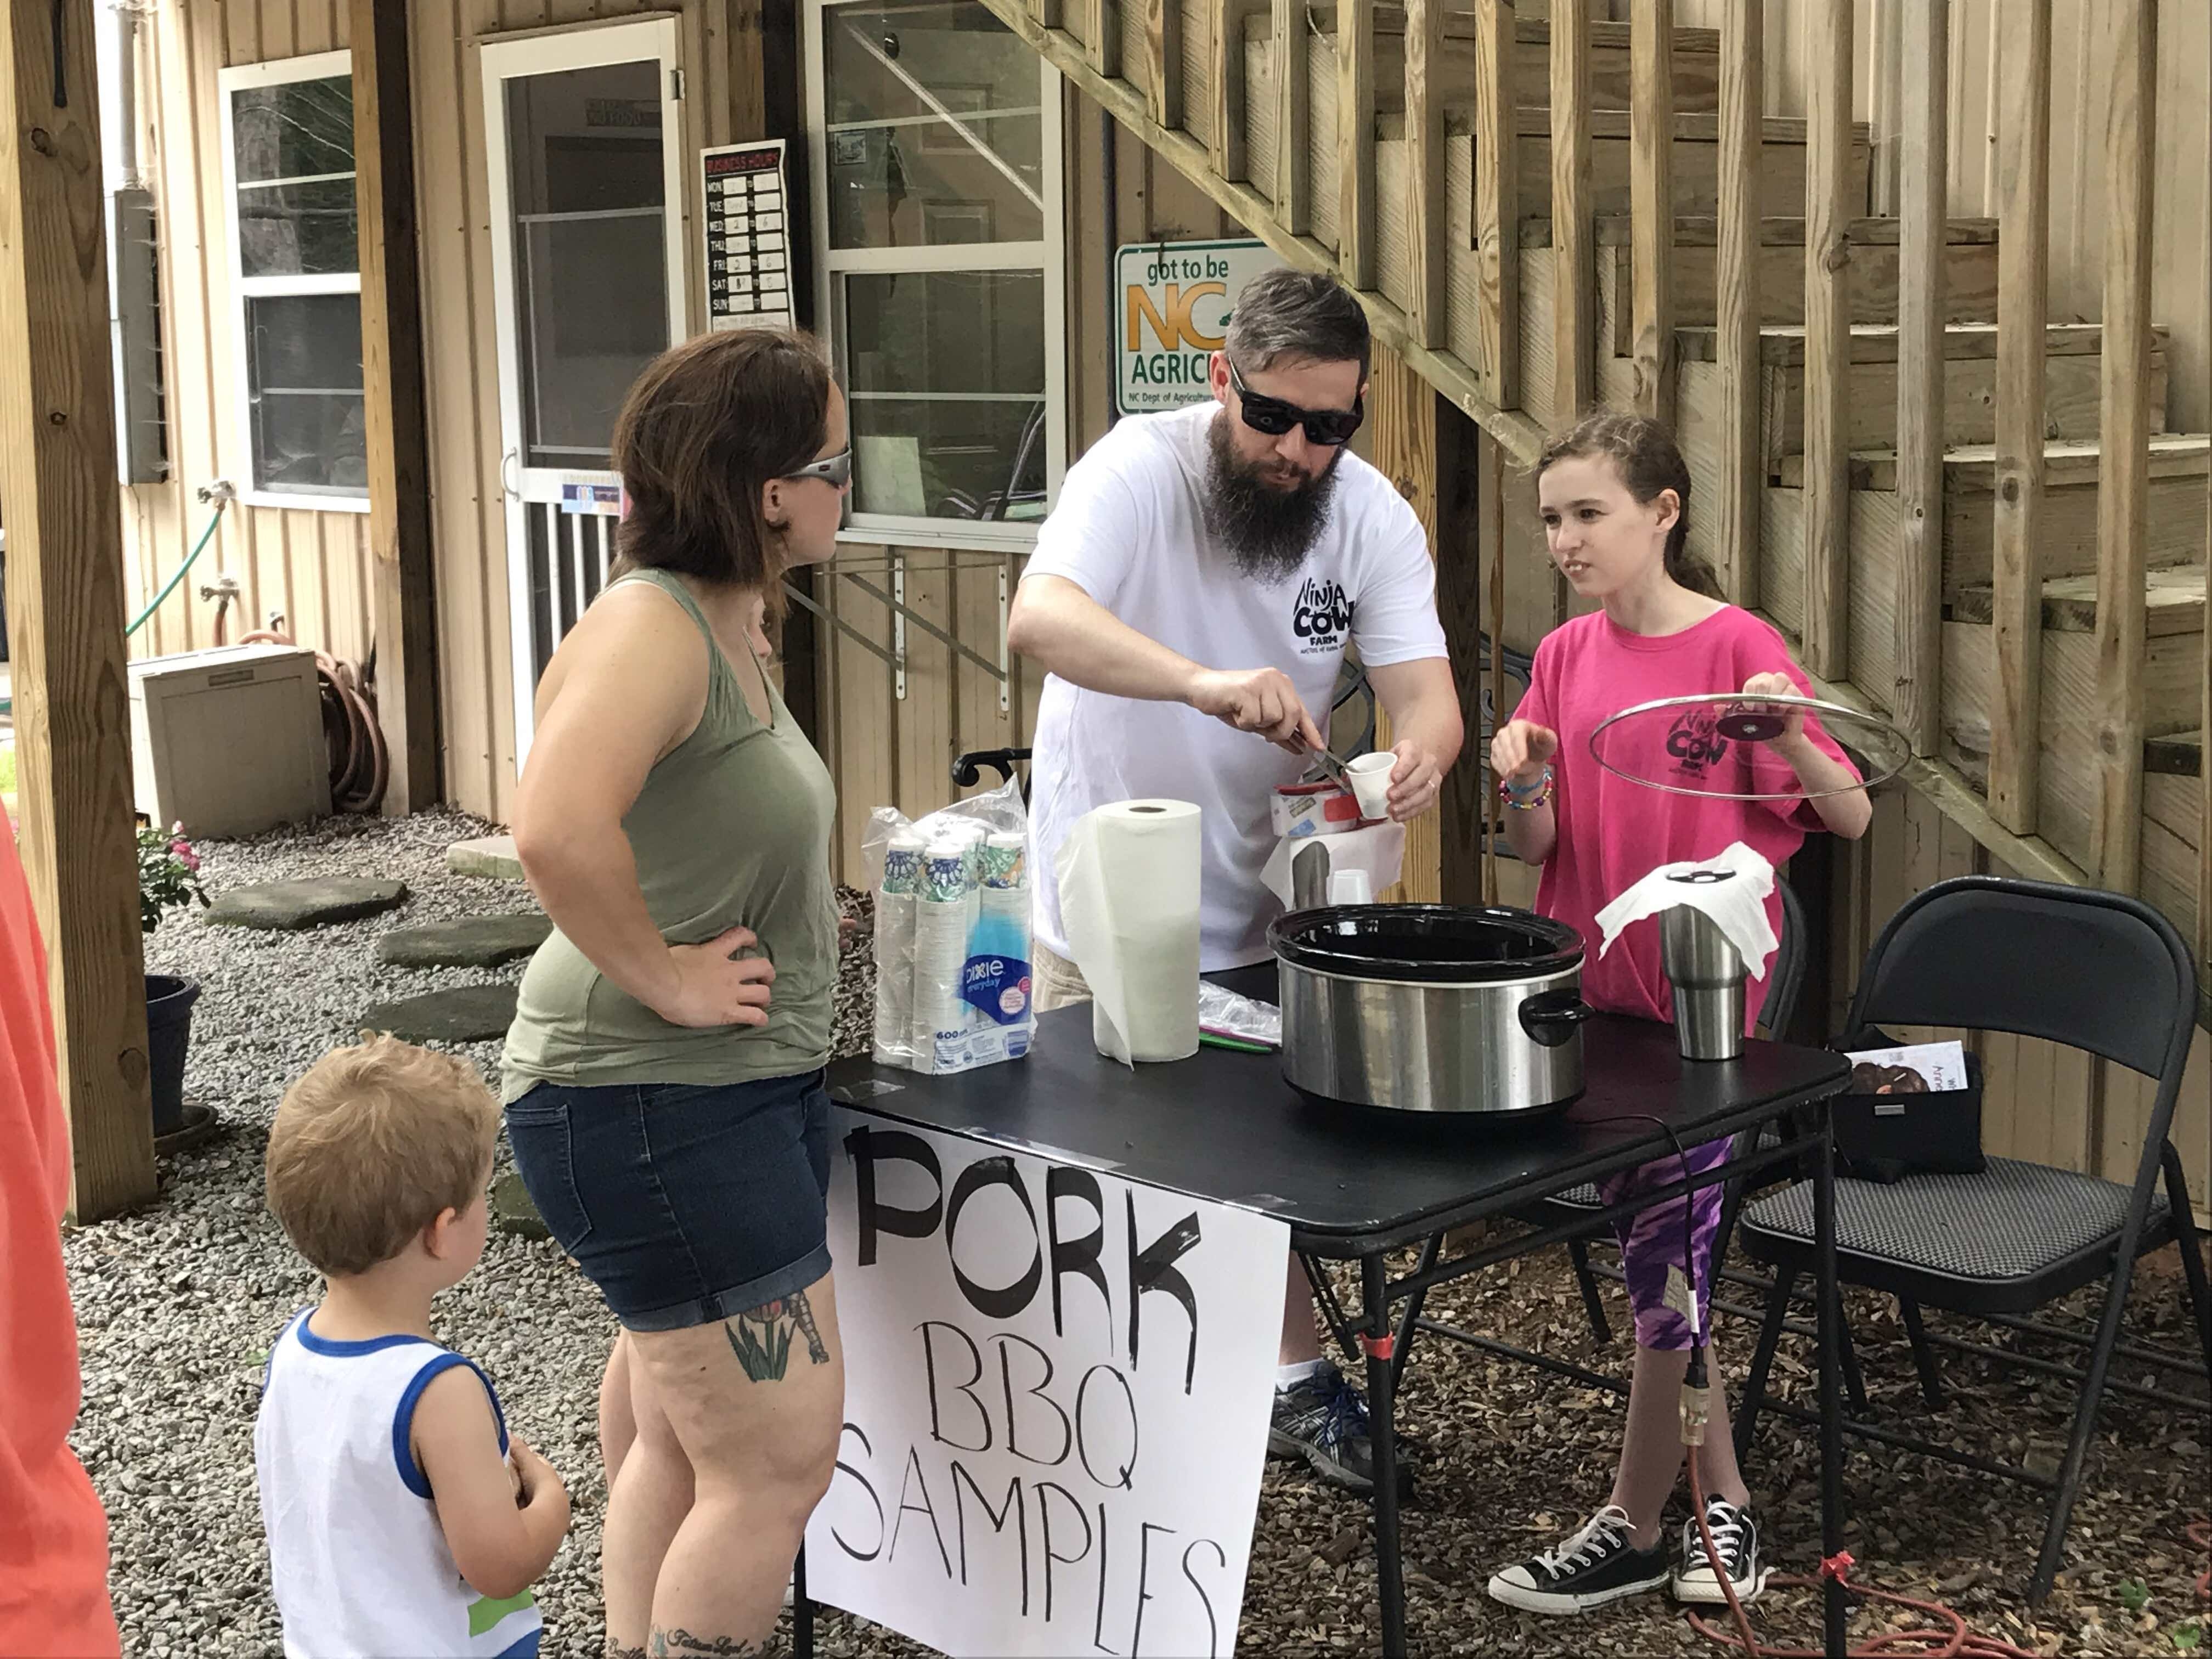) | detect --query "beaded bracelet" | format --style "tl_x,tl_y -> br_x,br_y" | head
1500,766 -> 1554,811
